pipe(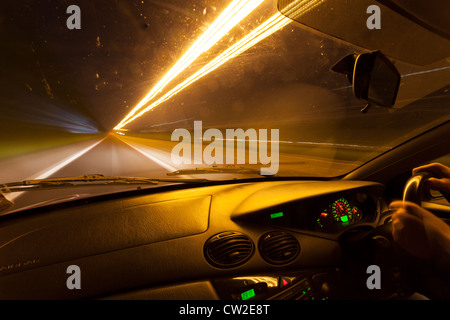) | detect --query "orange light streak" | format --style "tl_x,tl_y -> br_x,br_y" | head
115,0 -> 325,129
114,0 -> 265,129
